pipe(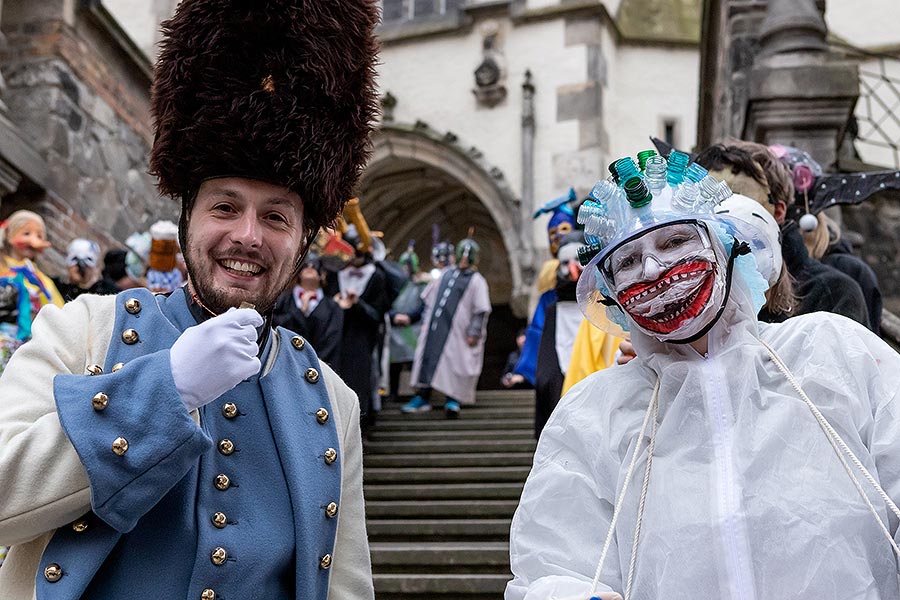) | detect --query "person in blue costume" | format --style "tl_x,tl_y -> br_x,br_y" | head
514,188 -> 579,386
0,1 -> 379,598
